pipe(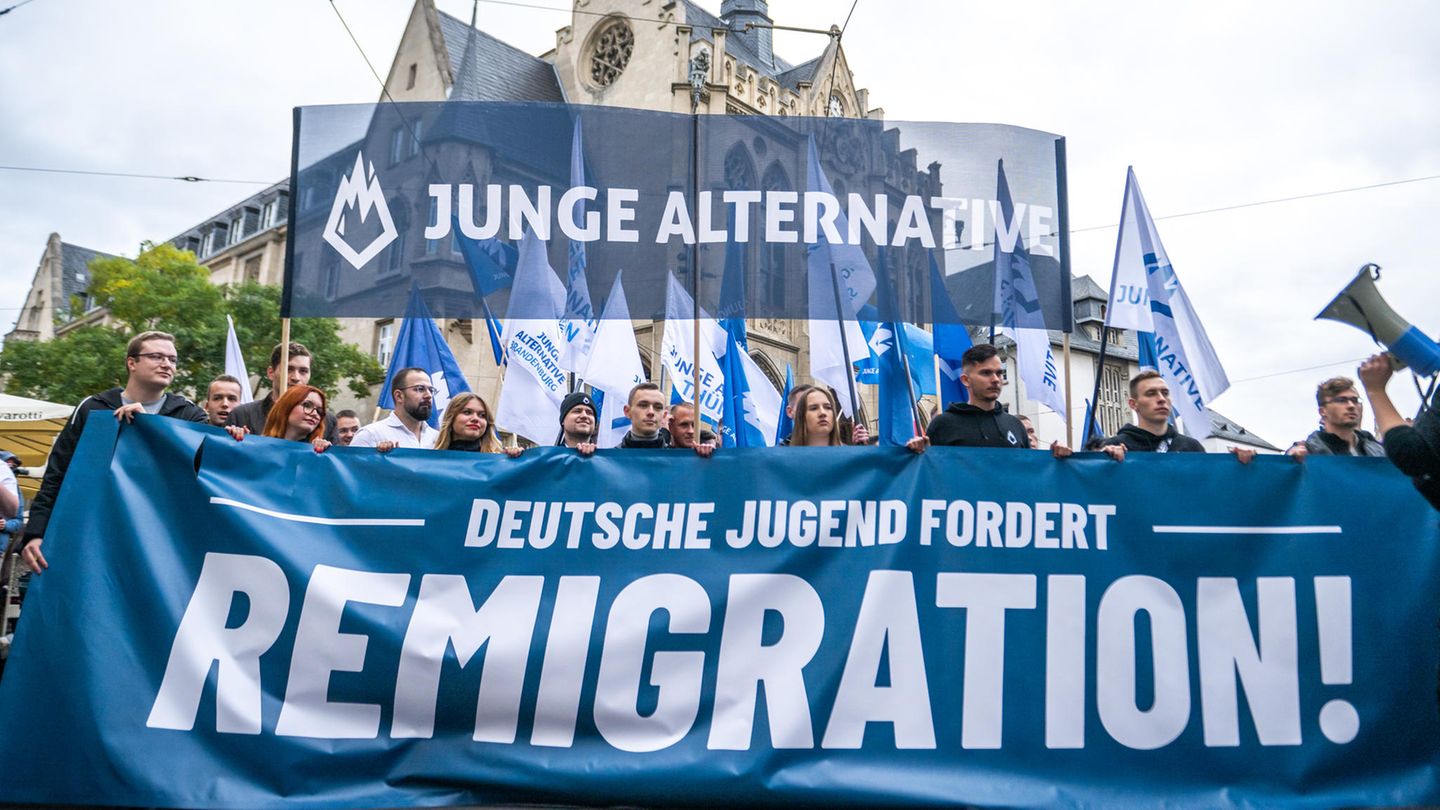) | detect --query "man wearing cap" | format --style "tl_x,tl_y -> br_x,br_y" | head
557,392 -> 598,456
